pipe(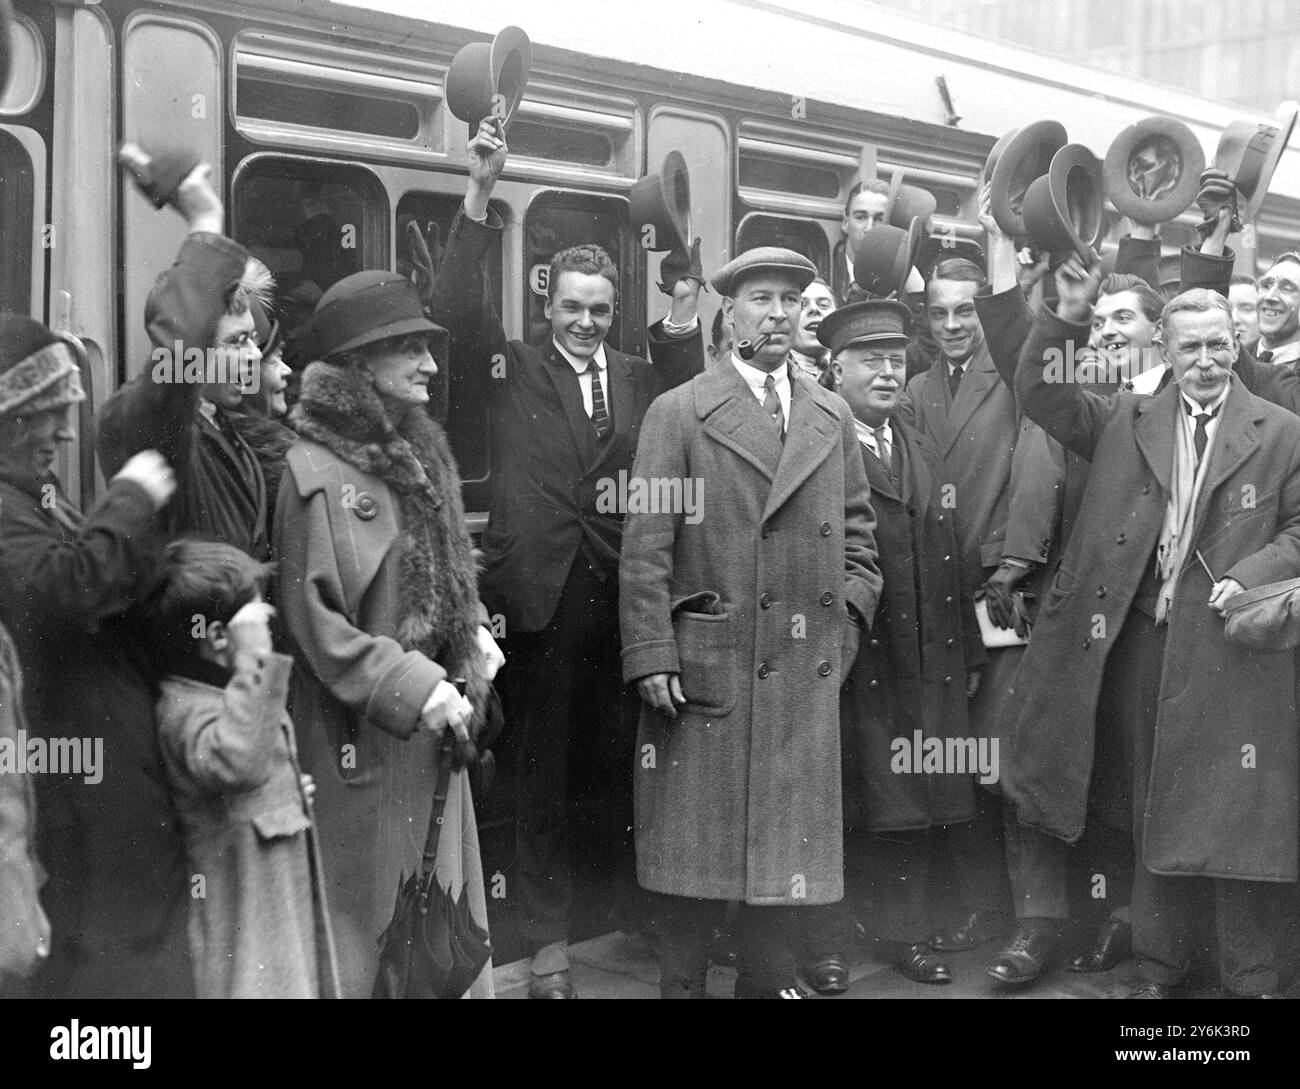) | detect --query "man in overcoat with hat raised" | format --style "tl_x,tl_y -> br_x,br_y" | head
801,299 -> 984,993
620,247 -> 881,998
